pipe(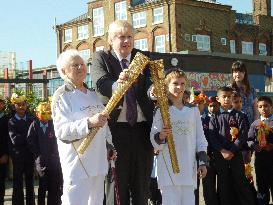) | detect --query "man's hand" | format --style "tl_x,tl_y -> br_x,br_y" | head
220,149 -> 234,160
88,112 -> 109,128
117,69 -> 129,84
0,154 -> 8,164
197,165 -> 207,179
159,128 -> 171,141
